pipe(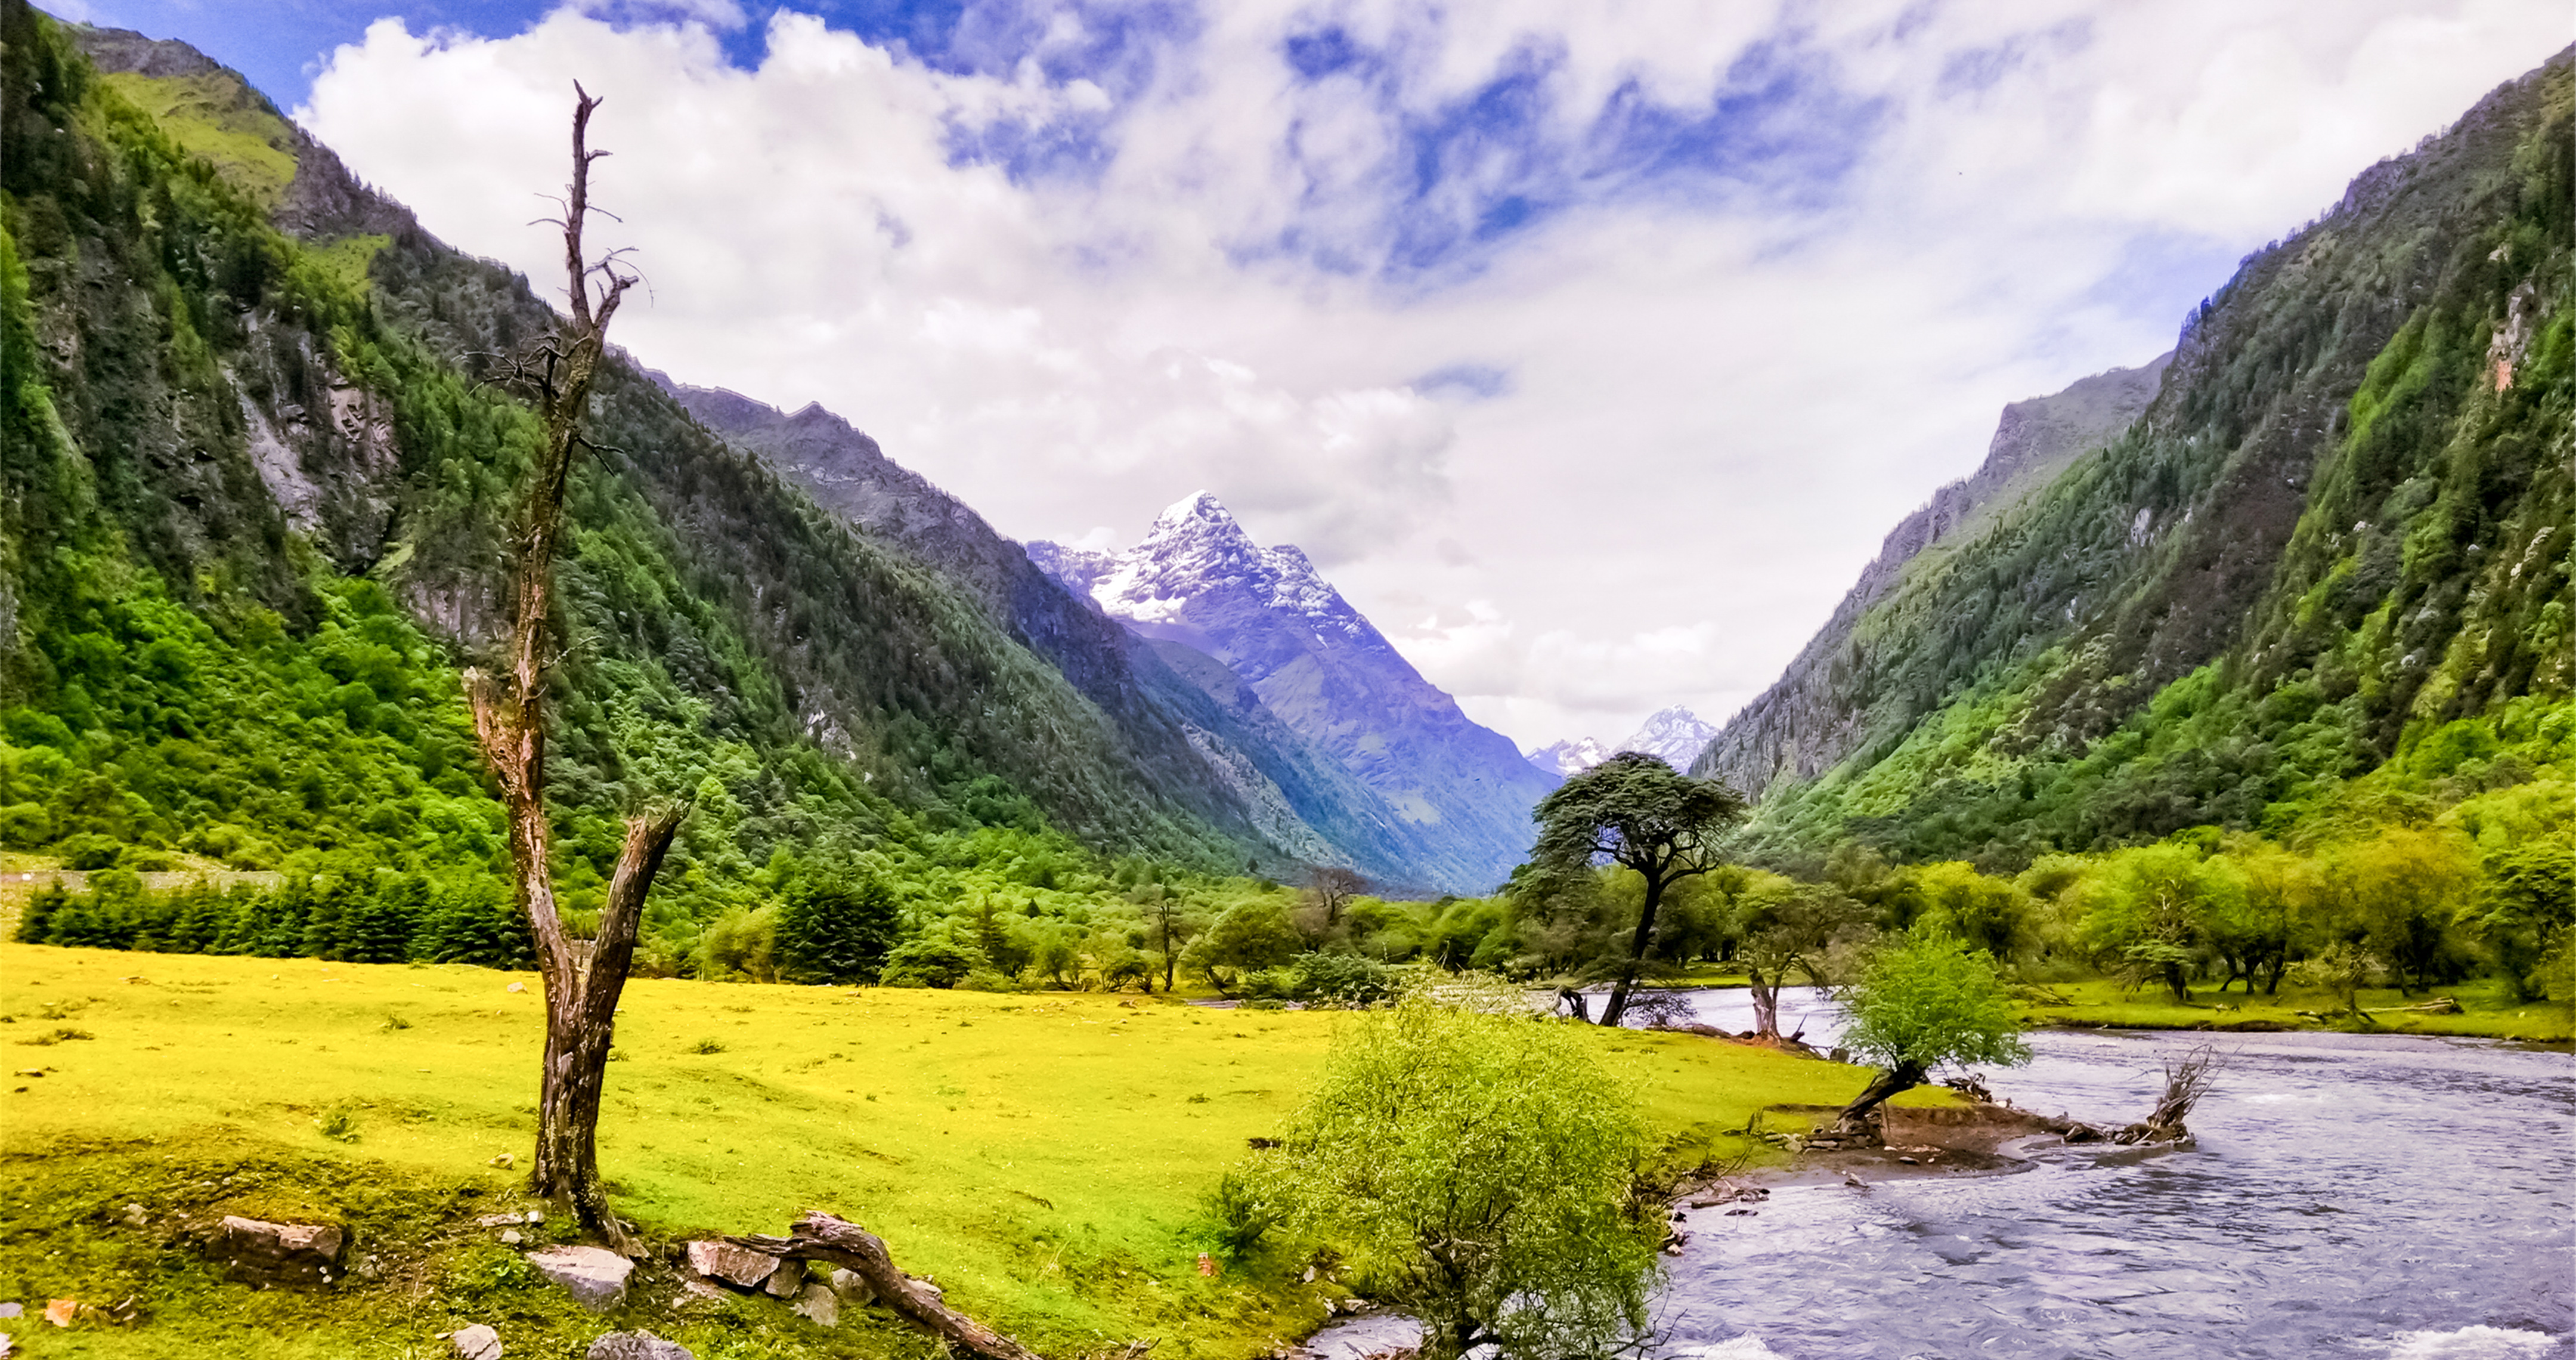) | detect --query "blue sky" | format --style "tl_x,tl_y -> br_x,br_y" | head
58,0 -> 2574,747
